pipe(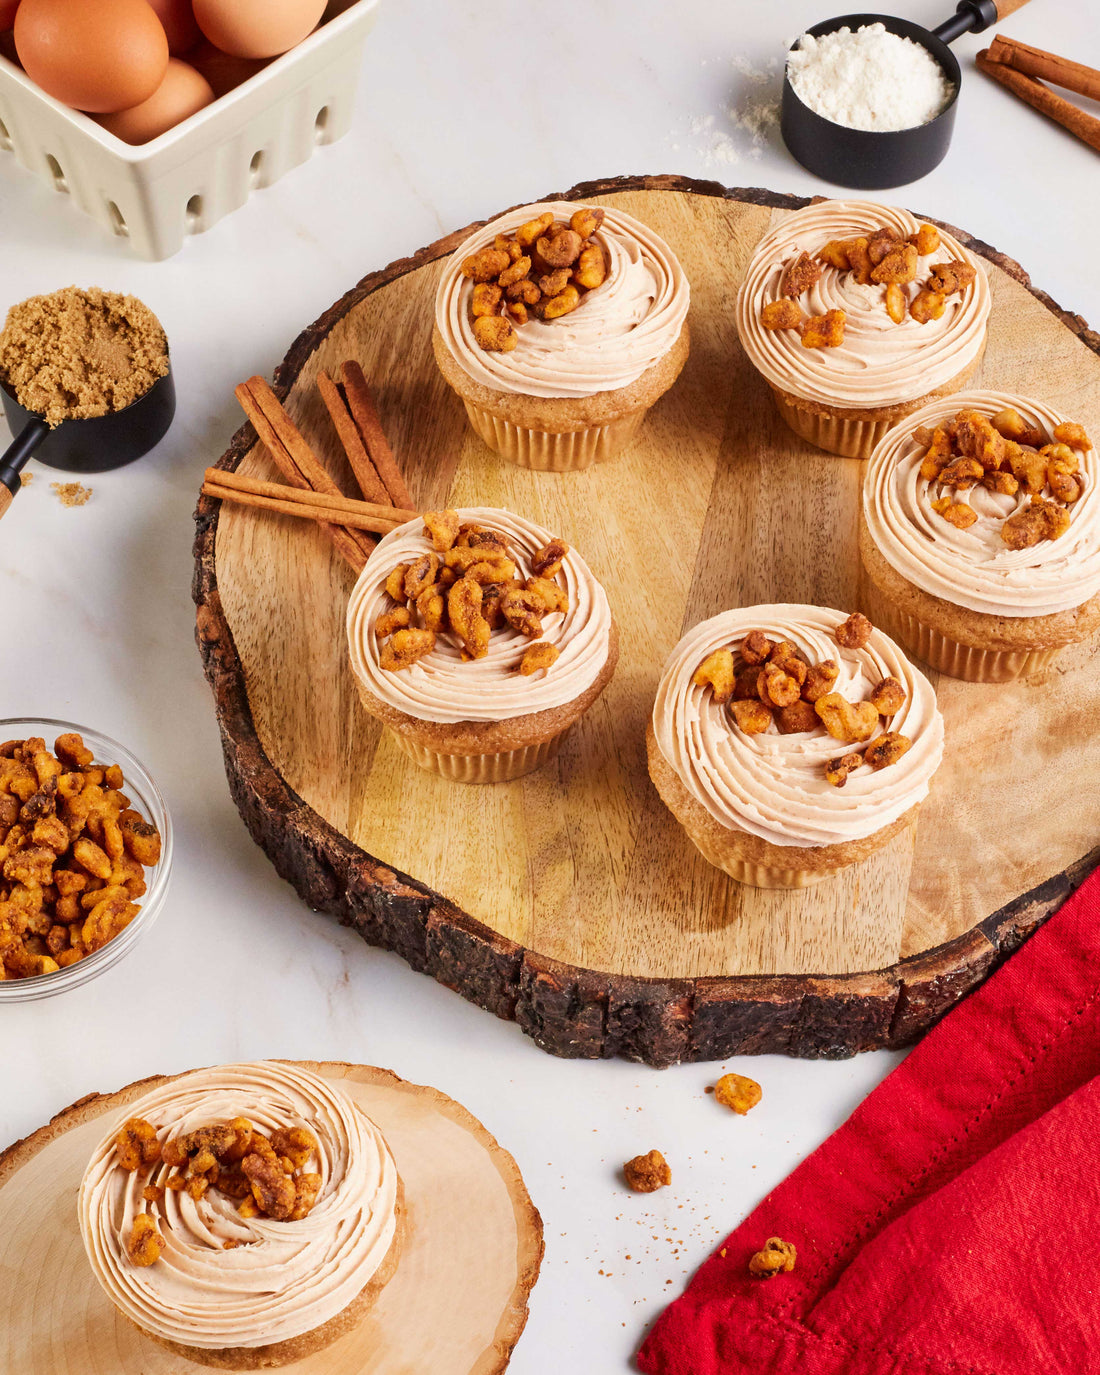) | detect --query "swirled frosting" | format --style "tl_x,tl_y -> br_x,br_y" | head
864,390 -> 1100,617
79,1062 -> 398,1351
651,605 -> 944,847
736,200 -> 991,408
348,507 -> 613,724
434,201 -> 689,399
